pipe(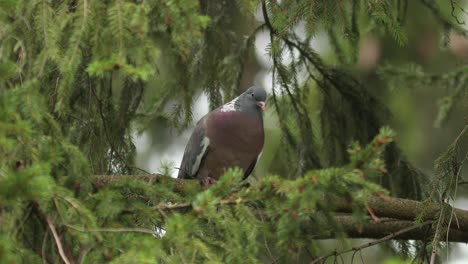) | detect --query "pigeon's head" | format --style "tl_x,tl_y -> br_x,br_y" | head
239,86 -> 267,112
